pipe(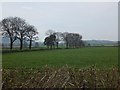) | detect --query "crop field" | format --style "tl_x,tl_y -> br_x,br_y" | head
2,47 -> 120,89
2,47 -> 118,69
